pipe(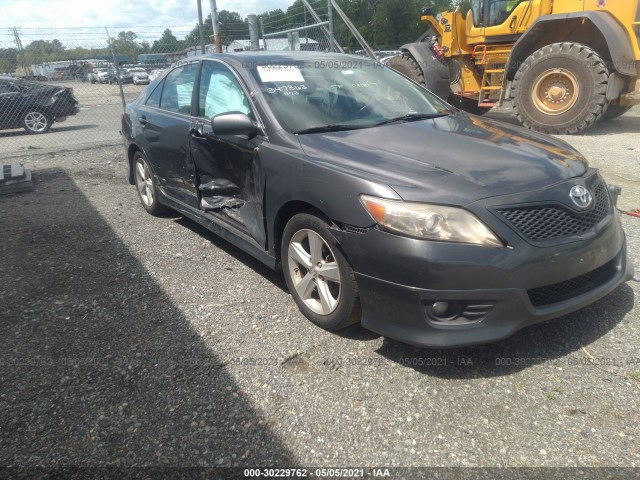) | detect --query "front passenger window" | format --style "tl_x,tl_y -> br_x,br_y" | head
160,63 -> 198,114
